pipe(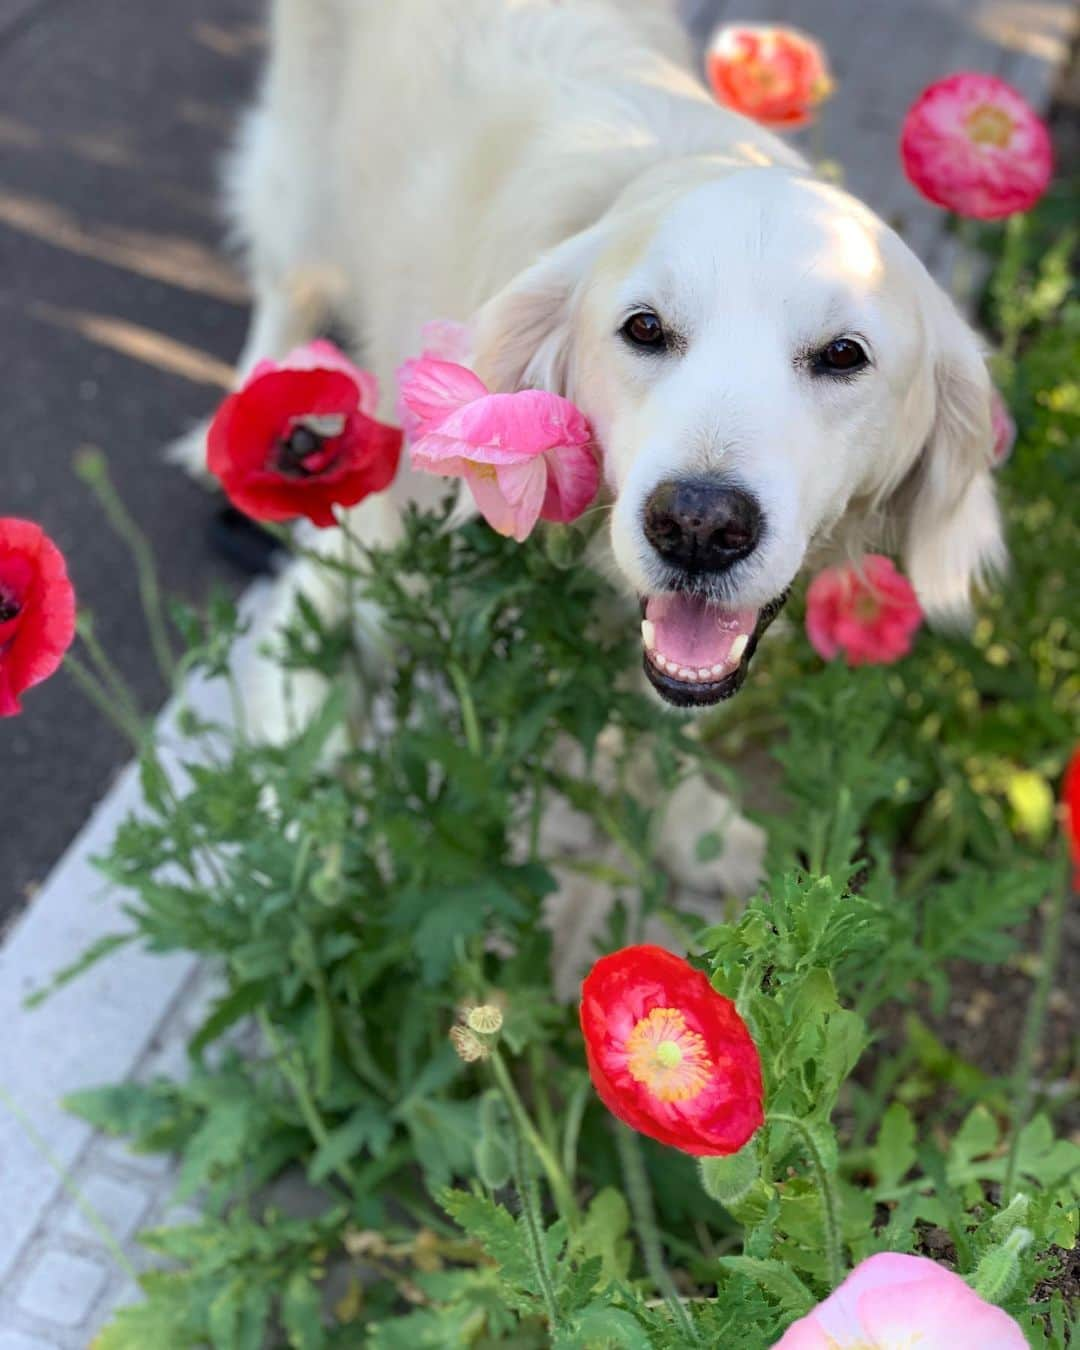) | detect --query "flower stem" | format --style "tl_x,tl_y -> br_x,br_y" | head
560,1074 -> 591,1192
0,1084 -> 138,1281
615,1123 -> 699,1344
508,1109 -> 562,1332
490,1049 -> 579,1231
75,448 -> 175,687
447,661 -> 483,757
76,614 -> 145,734
64,652 -> 143,747
769,1113 -> 844,1290
259,1011 -> 359,1195
1003,854 -> 1071,1199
